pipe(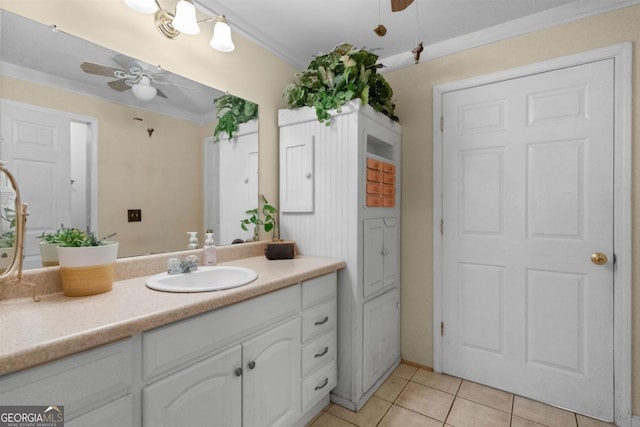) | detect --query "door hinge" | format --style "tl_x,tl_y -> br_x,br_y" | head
440,321 -> 444,336
440,116 -> 444,132
440,219 -> 444,235
613,253 -> 617,265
